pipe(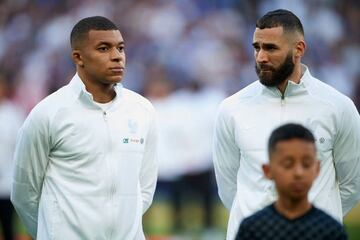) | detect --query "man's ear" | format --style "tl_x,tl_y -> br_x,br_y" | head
72,50 -> 84,67
294,40 -> 306,59
262,163 -> 273,180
